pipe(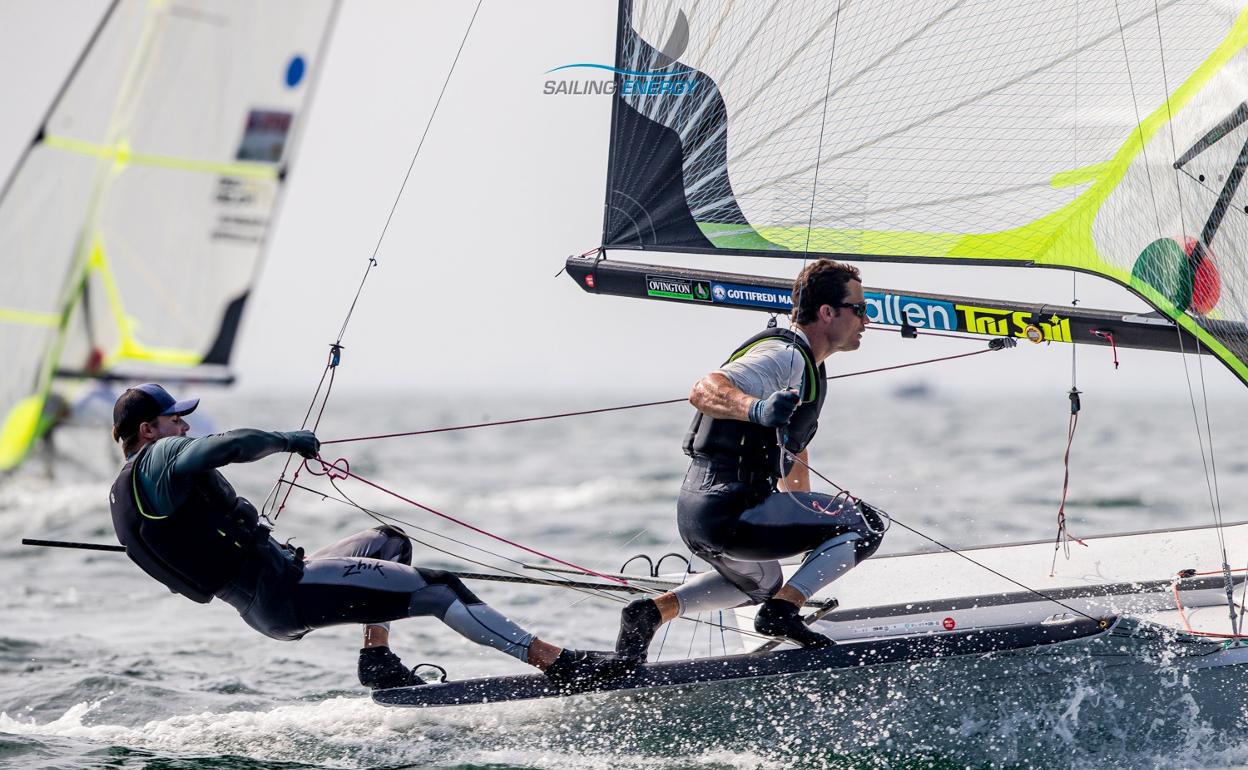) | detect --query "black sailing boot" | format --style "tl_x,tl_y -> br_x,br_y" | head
358,646 -> 423,690
543,649 -> 631,686
753,598 -> 835,648
616,598 -> 663,662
